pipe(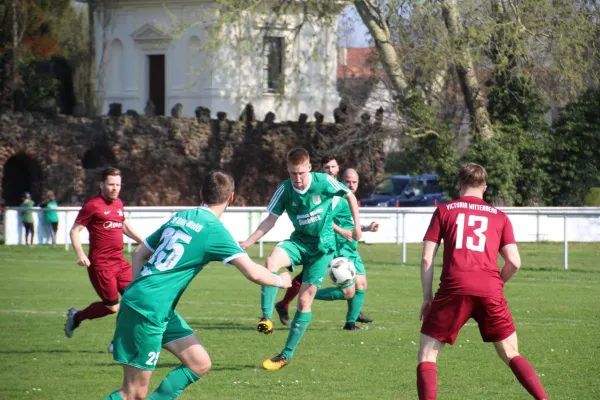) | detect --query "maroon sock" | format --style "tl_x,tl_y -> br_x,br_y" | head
417,362 -> 438,400
74,302 -> 115,323
280,276 -> 303,309
509,356 -> 549,399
